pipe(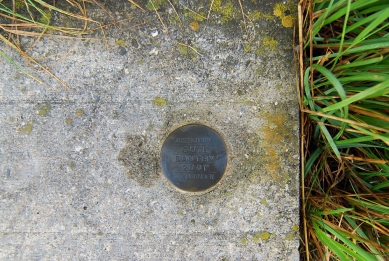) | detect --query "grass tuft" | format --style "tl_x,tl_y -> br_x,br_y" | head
298,0 -> 389,260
